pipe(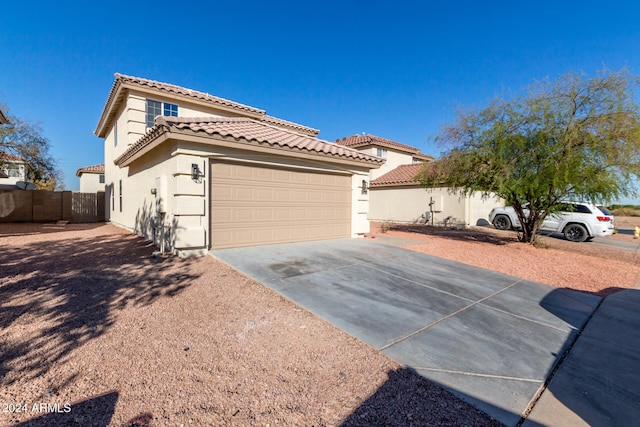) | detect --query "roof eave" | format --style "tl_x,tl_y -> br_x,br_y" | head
116,126 -> 384,169
95,78 -> 124,137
